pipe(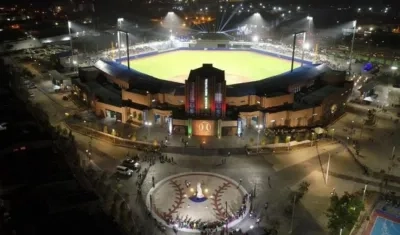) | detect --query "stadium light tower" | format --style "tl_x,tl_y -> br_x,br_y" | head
306,16 -> 313,32
117,18 -> 124,59
348,20 -> 357,73
291,31 -> 305,72
67,21 -> 77,71
252,35 -> 259,42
